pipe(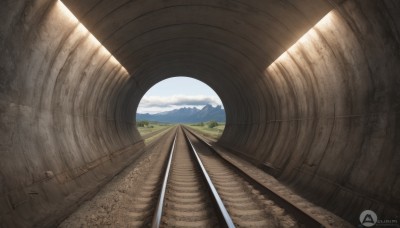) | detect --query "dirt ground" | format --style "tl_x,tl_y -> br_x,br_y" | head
204,138 -> 354,228
58,129 -> 175,227
59,126 -> 353,227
